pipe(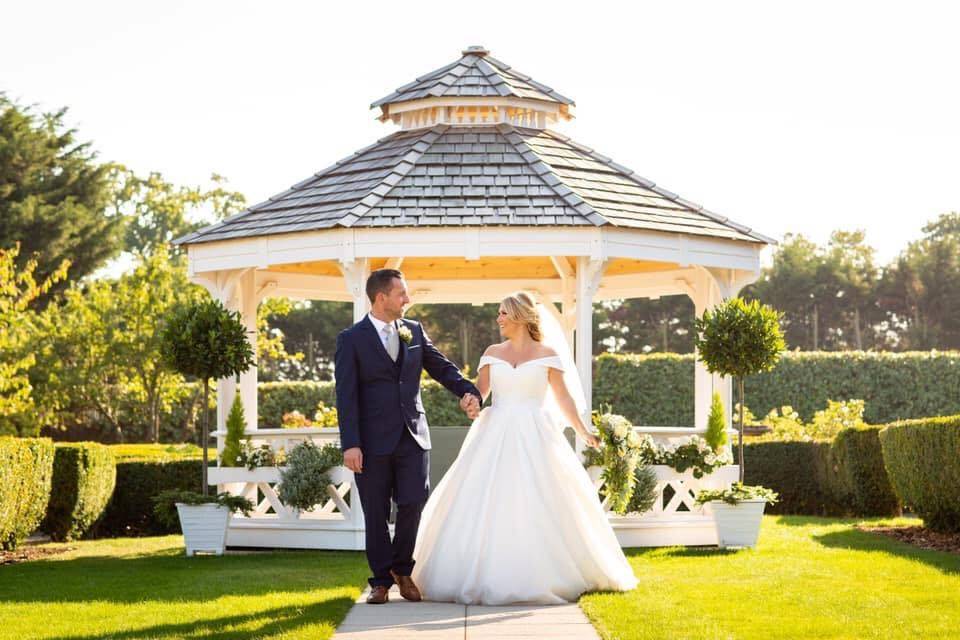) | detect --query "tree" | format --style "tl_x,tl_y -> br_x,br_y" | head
0,95 -> 123,306
598,296 -> 695,354
160,299 -> 255,495
25,246 -> 206,442
879,212 -> 960,349
0,244 -> 68,434
111,169 -> 246,258
695,298 -> 785,482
